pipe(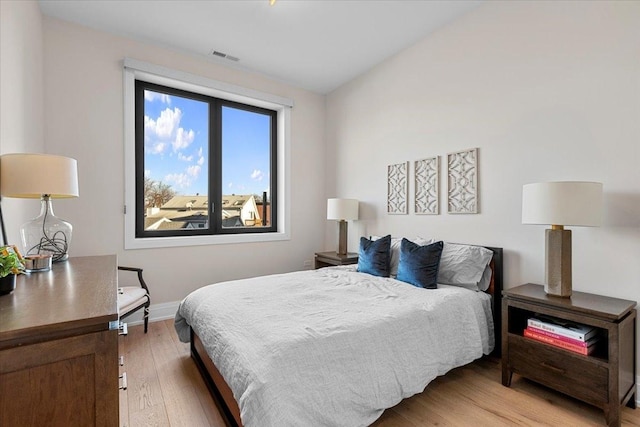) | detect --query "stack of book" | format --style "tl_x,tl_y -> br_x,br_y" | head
525,315 -> 599,355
